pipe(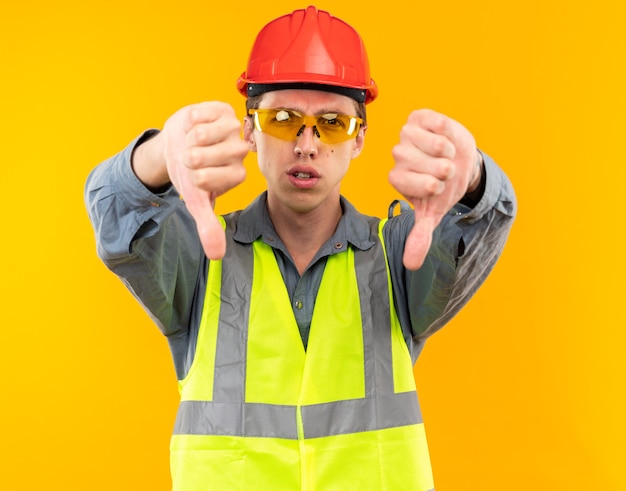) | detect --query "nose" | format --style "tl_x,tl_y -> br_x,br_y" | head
294,125 -> 319,158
